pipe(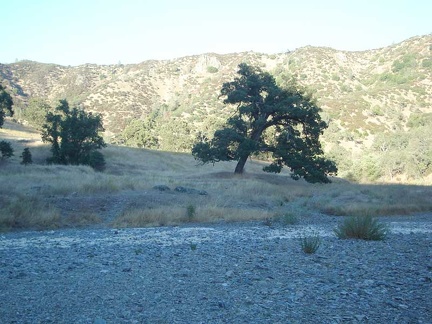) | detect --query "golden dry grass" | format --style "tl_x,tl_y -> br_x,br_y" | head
111,206 -> 273,228
1,120 -> 431,231
0,195 -> 61,231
